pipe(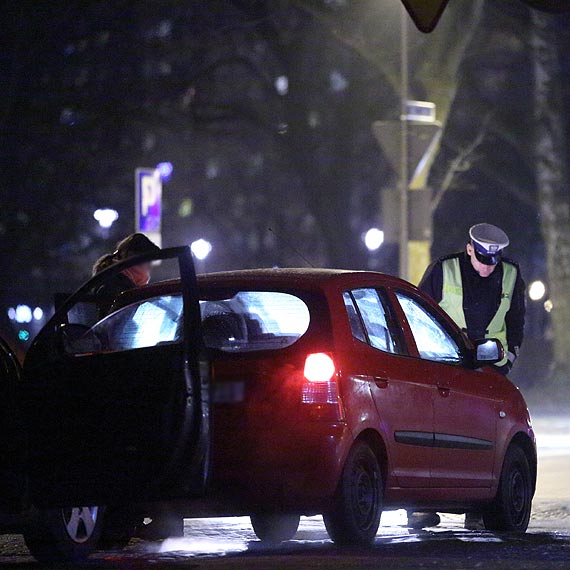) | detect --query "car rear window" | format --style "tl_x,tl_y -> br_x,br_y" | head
201,291 -> 310,352
64,291 -> 311,355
